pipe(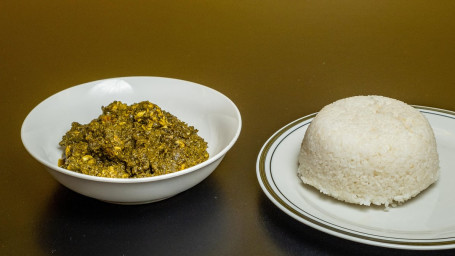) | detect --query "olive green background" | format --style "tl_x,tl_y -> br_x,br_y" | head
2,1 -> 455,255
